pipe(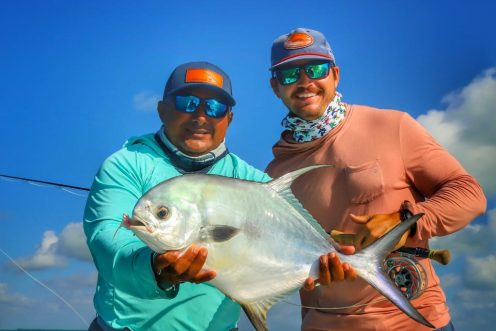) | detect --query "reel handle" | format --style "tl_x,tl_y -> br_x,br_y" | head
395,247 -> 451,265
428,249 -> 451,265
